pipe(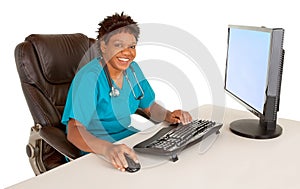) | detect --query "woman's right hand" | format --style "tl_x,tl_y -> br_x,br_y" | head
102,143 -> 139,172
